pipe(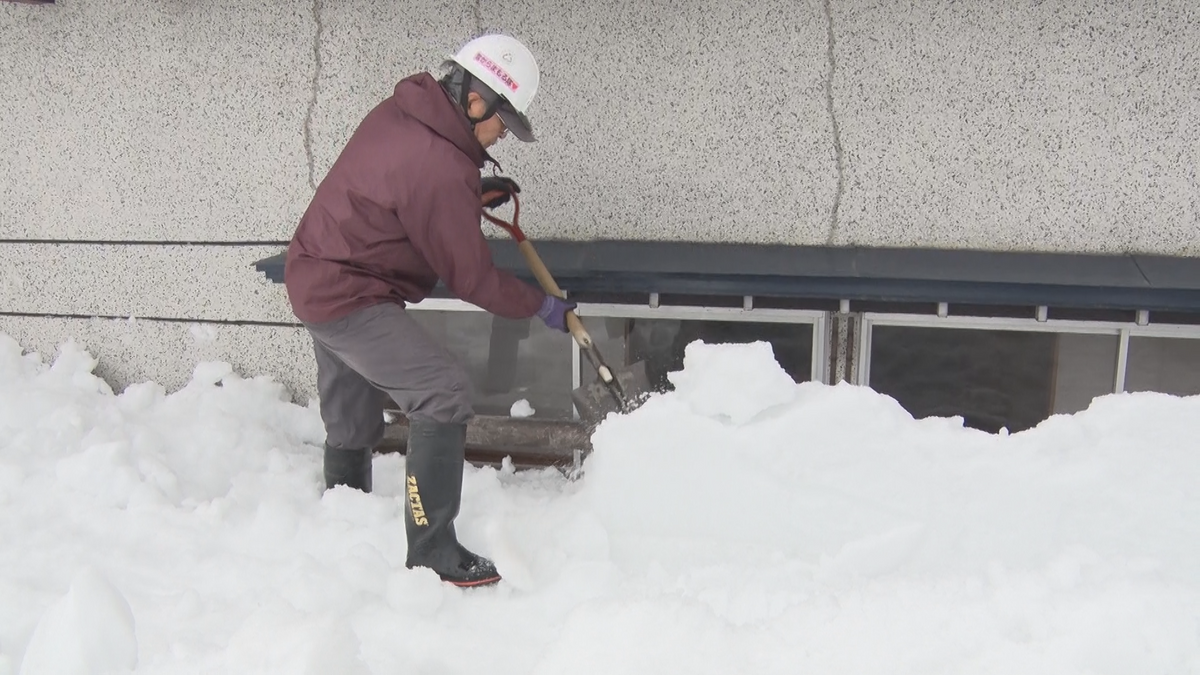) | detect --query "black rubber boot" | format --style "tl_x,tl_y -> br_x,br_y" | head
323,444 -> 373,493
403,419 -> 501,587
